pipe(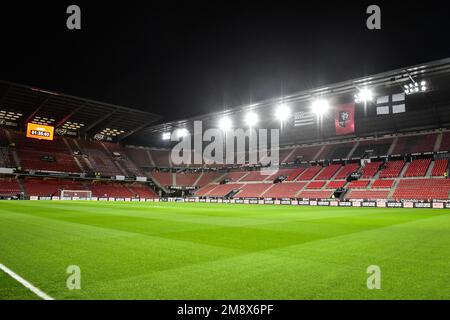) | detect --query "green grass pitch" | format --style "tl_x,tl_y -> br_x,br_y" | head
0,201 -> 449,300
